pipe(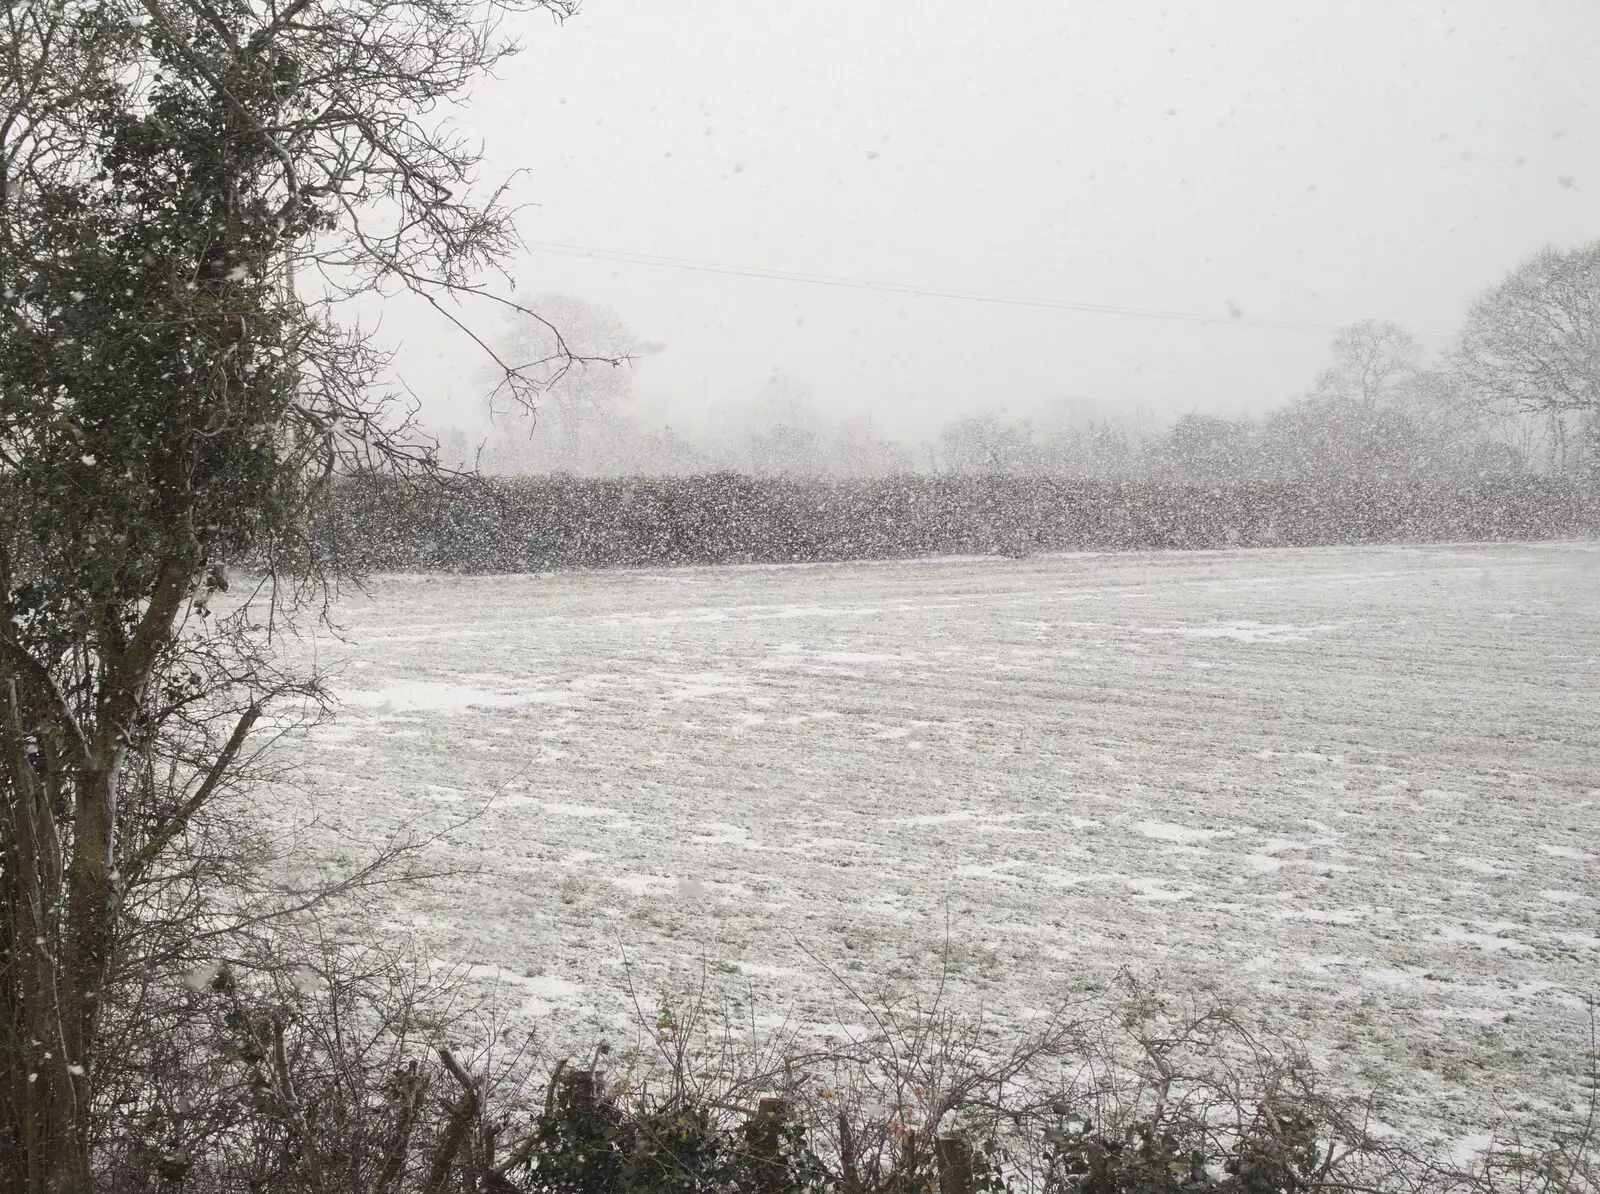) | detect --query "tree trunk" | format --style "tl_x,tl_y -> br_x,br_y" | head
3,683 -> 93,1193
2,558 -> 188,1192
